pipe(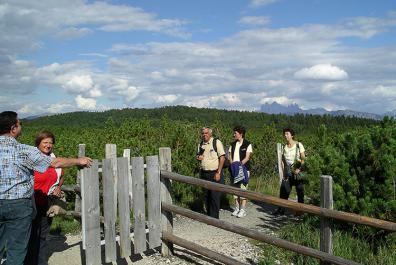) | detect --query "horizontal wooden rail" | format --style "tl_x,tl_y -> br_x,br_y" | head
162,231 -> 247,265
162,203 -> 362,265
62,184 -> 81,194
66,210 -> 81,219
161,170 -> 396,232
